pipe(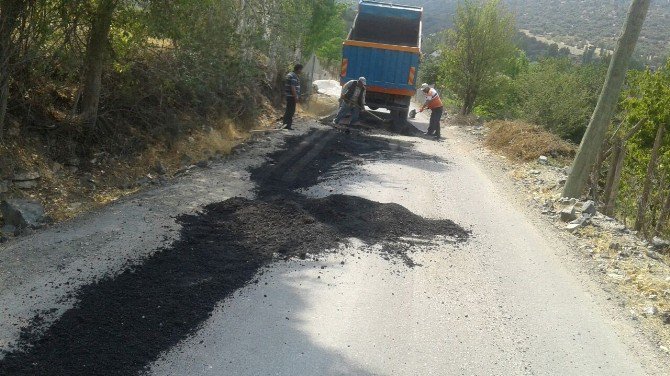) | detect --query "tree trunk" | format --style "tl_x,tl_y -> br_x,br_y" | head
603,118 -> 645,215
563,0 -> 650,198
0,66 -> 8,141
603,139 -> 624,216
461,91 -> 475,115
591,138 -> 610,201
656,188 -> 670,236
635,123 -> 666,232
79,0 -> 116,129
0,0 -> 26,141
